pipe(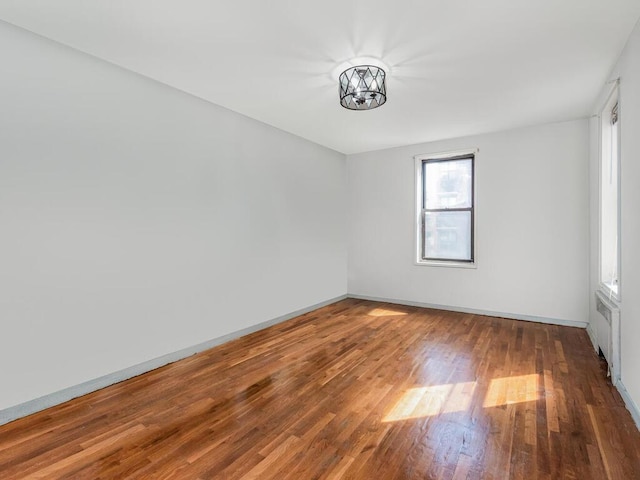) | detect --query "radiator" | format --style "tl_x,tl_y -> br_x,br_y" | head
595,290 -> 621,385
